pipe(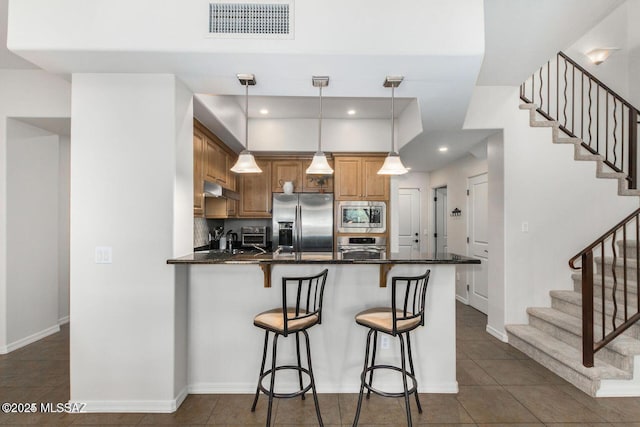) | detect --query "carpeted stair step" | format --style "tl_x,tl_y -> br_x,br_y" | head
595,256 -> 640,280
506,324 -> 631,396
572,273 -> 639,298
527,307 -> 640,371
550,290 -> 640,340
